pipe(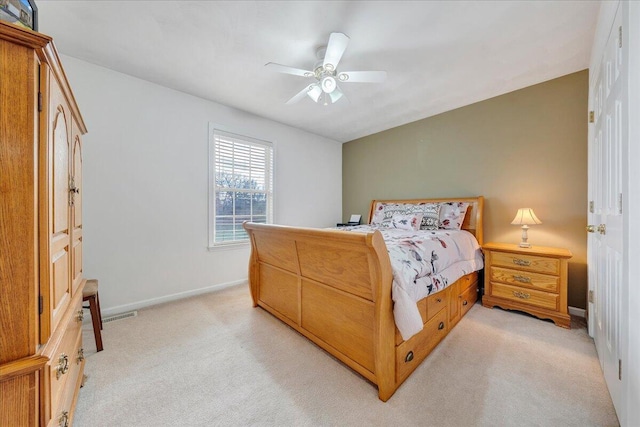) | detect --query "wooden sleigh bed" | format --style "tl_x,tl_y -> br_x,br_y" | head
243,196 -> 484,401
